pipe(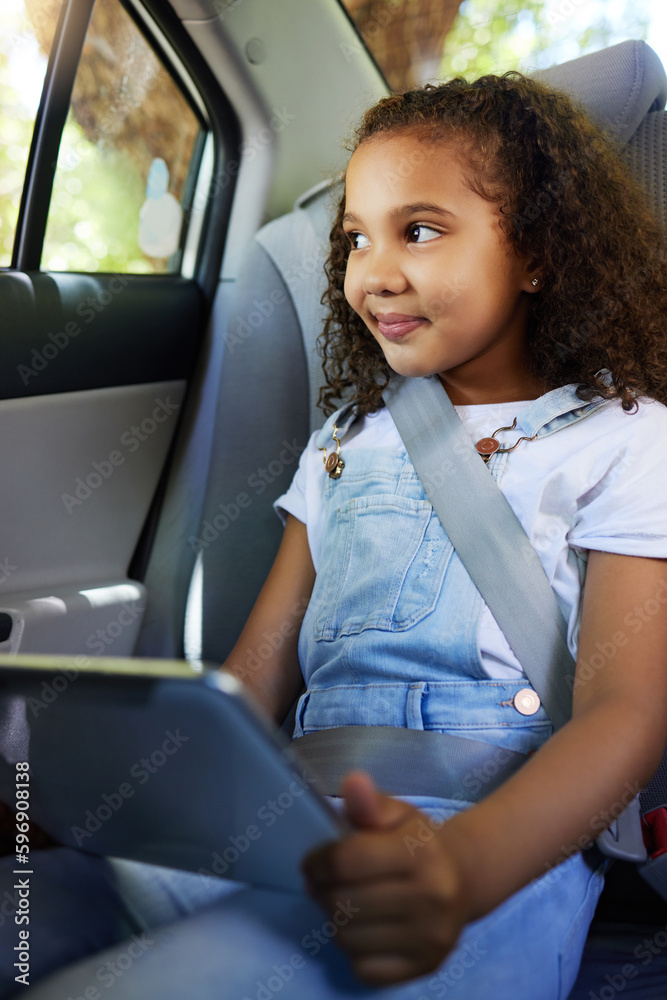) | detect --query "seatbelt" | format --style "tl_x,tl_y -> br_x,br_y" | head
383,375 -> 575,731
382,374 -> 648,866
292,726 -> 527,800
